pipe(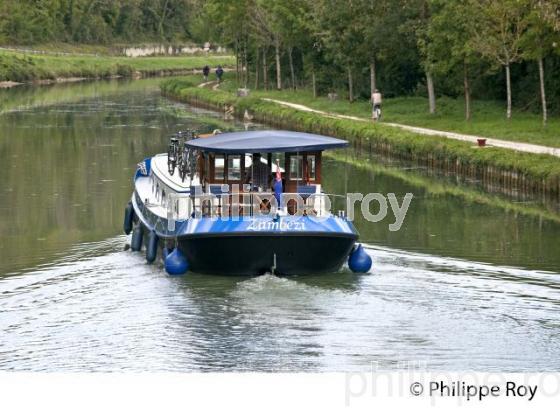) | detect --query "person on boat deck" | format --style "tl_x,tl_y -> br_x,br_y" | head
245,153 -> 270,191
